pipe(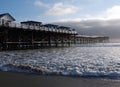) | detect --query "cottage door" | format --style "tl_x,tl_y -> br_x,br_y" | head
2,19 -> 4,26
